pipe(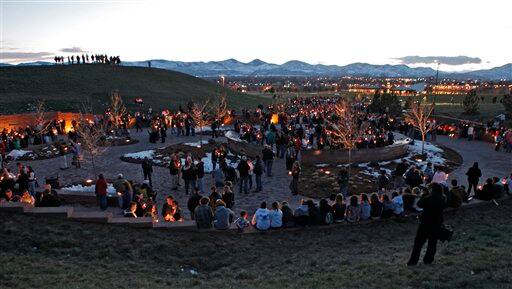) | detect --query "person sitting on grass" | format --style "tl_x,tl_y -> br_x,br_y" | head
360,194 -> 371,220
252,201 -> 271,230
124,201 -> 138,218
380,194 -> 395,219
332,194 -> 346,222
369,193 -> 382,218
345,195 -> 361,223
194,197 -> 214,229
447,180 -> 465,208
269,201 -> 283,228
392,191 -> 404,217
20,189 -> 35,206
492,177 -> 504,199
235,210 -> 250,232
475,178 -> 496,201
214,199 -> 235,230
294,199 -> 310,226
187,188 -> 202,220
319,198 -> 333,225
280,201 -> 295,228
